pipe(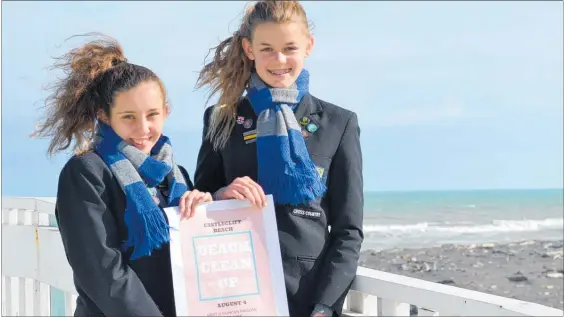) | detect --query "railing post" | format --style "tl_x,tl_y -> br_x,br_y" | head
2,275 -> 12,316
18,209 -> 28,316
377,298 -> 410,316
65,293 -> 75,316
2,208 -> 13,316
32,209 -> 42,316
347,291 -> 379,315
